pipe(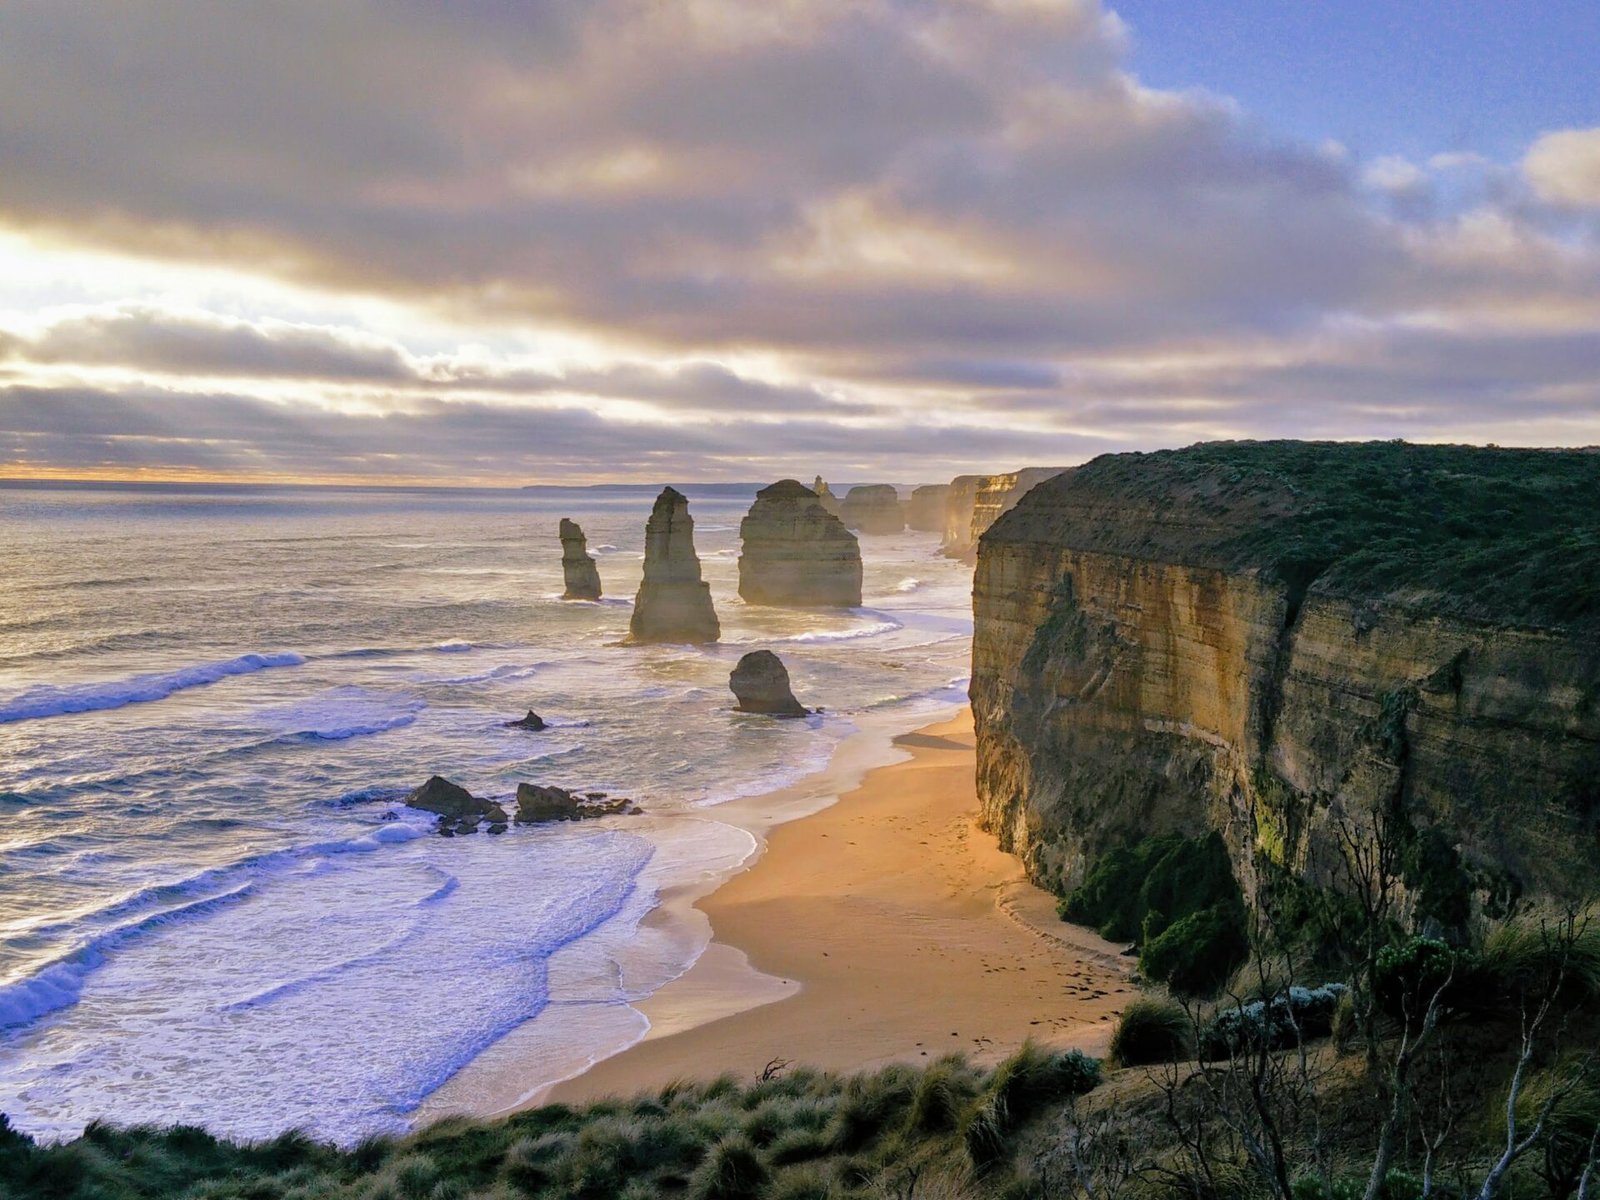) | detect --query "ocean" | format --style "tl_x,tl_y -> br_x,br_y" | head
0,482 -> 972,1144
